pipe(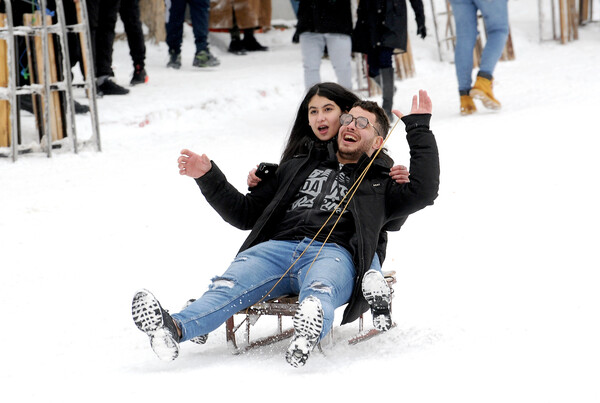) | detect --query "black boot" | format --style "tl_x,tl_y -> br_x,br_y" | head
73,100 -> 89,114
381,67 -> 395,121
228,28 -> 247,55
242,29 -> 268,51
